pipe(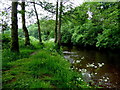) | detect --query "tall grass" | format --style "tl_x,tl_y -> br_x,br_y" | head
2,36 -> 44,70
2,39 -> 92,88
3,49 -> 82,88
